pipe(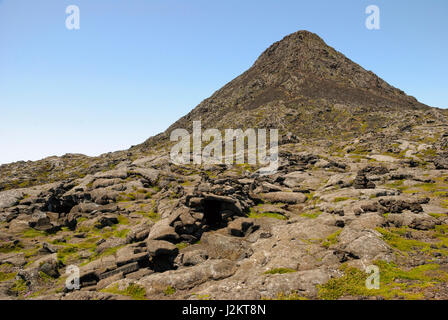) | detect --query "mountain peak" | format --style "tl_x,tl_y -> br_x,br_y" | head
243,30 -> 423,108
255,30 -> 326,66
142,30 -> 433,149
